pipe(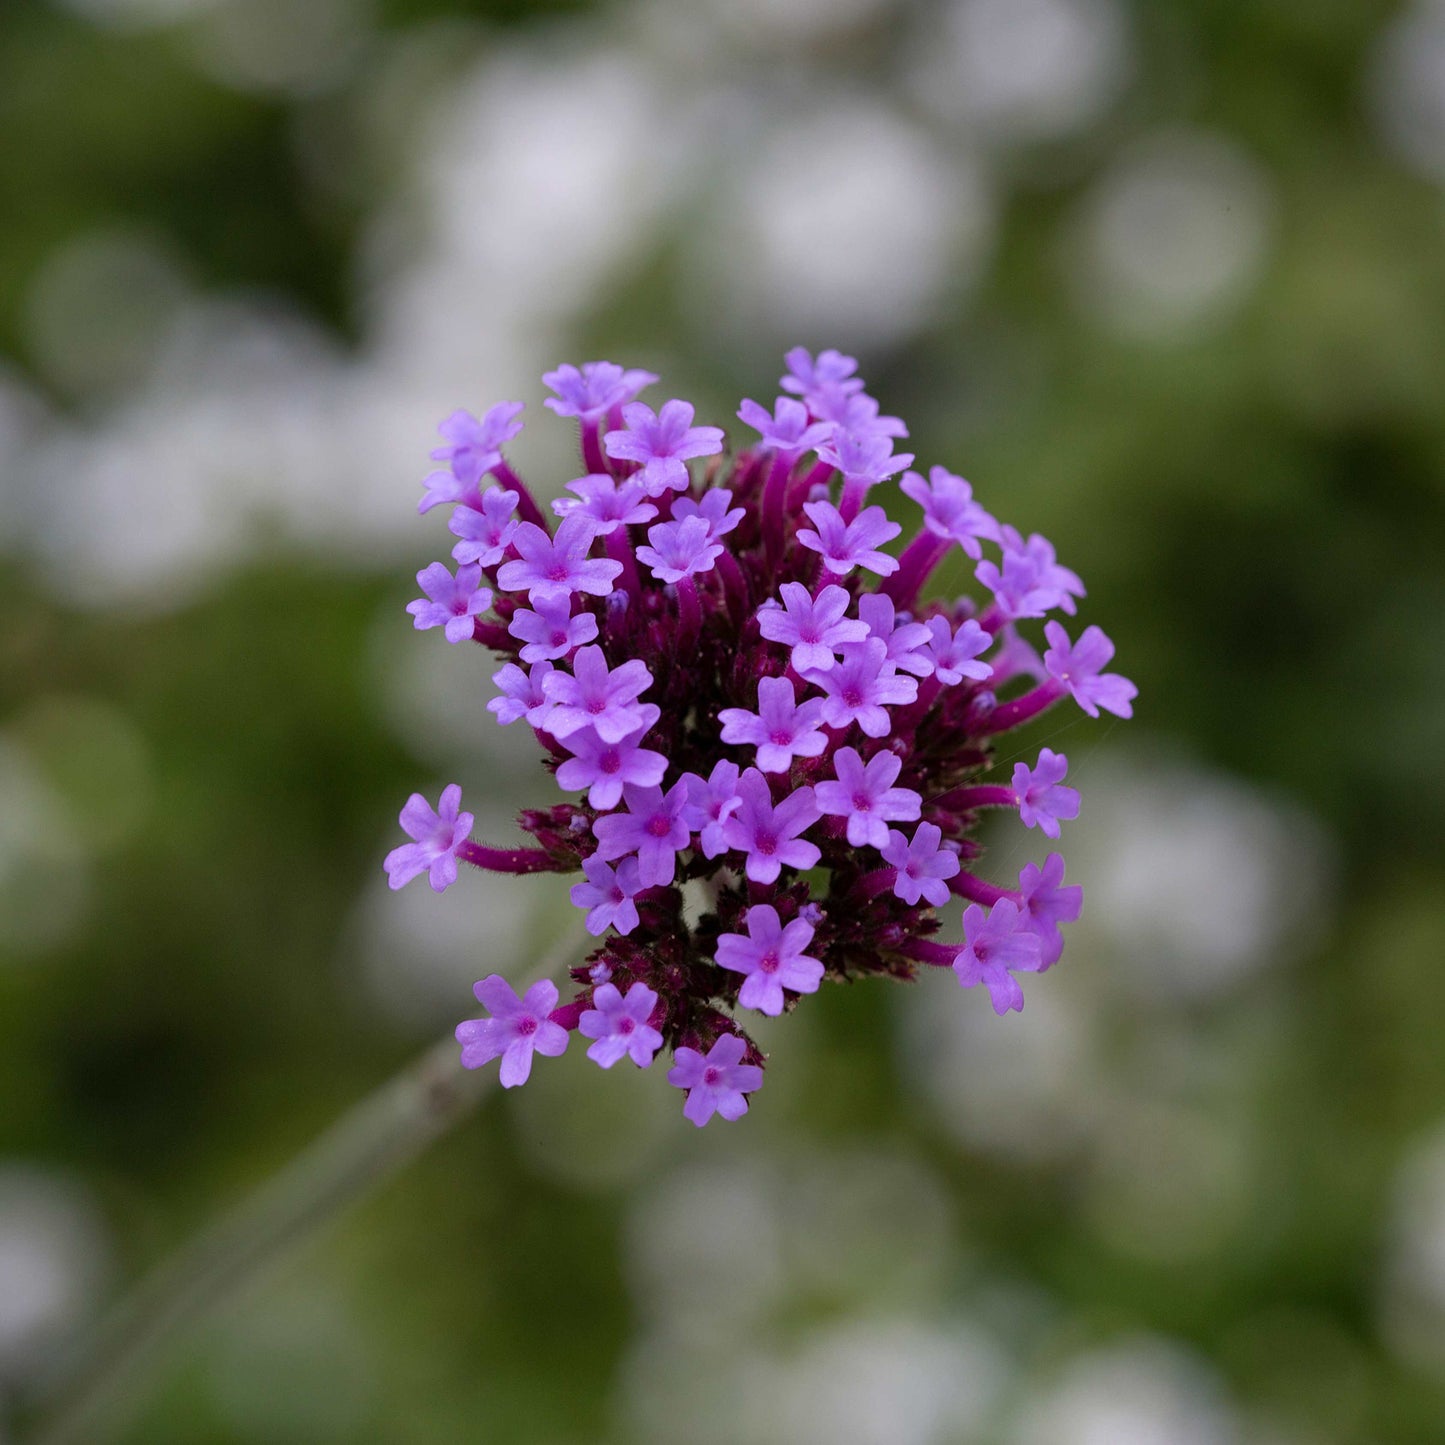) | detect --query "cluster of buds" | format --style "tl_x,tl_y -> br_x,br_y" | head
384,350 -> 1135,1126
